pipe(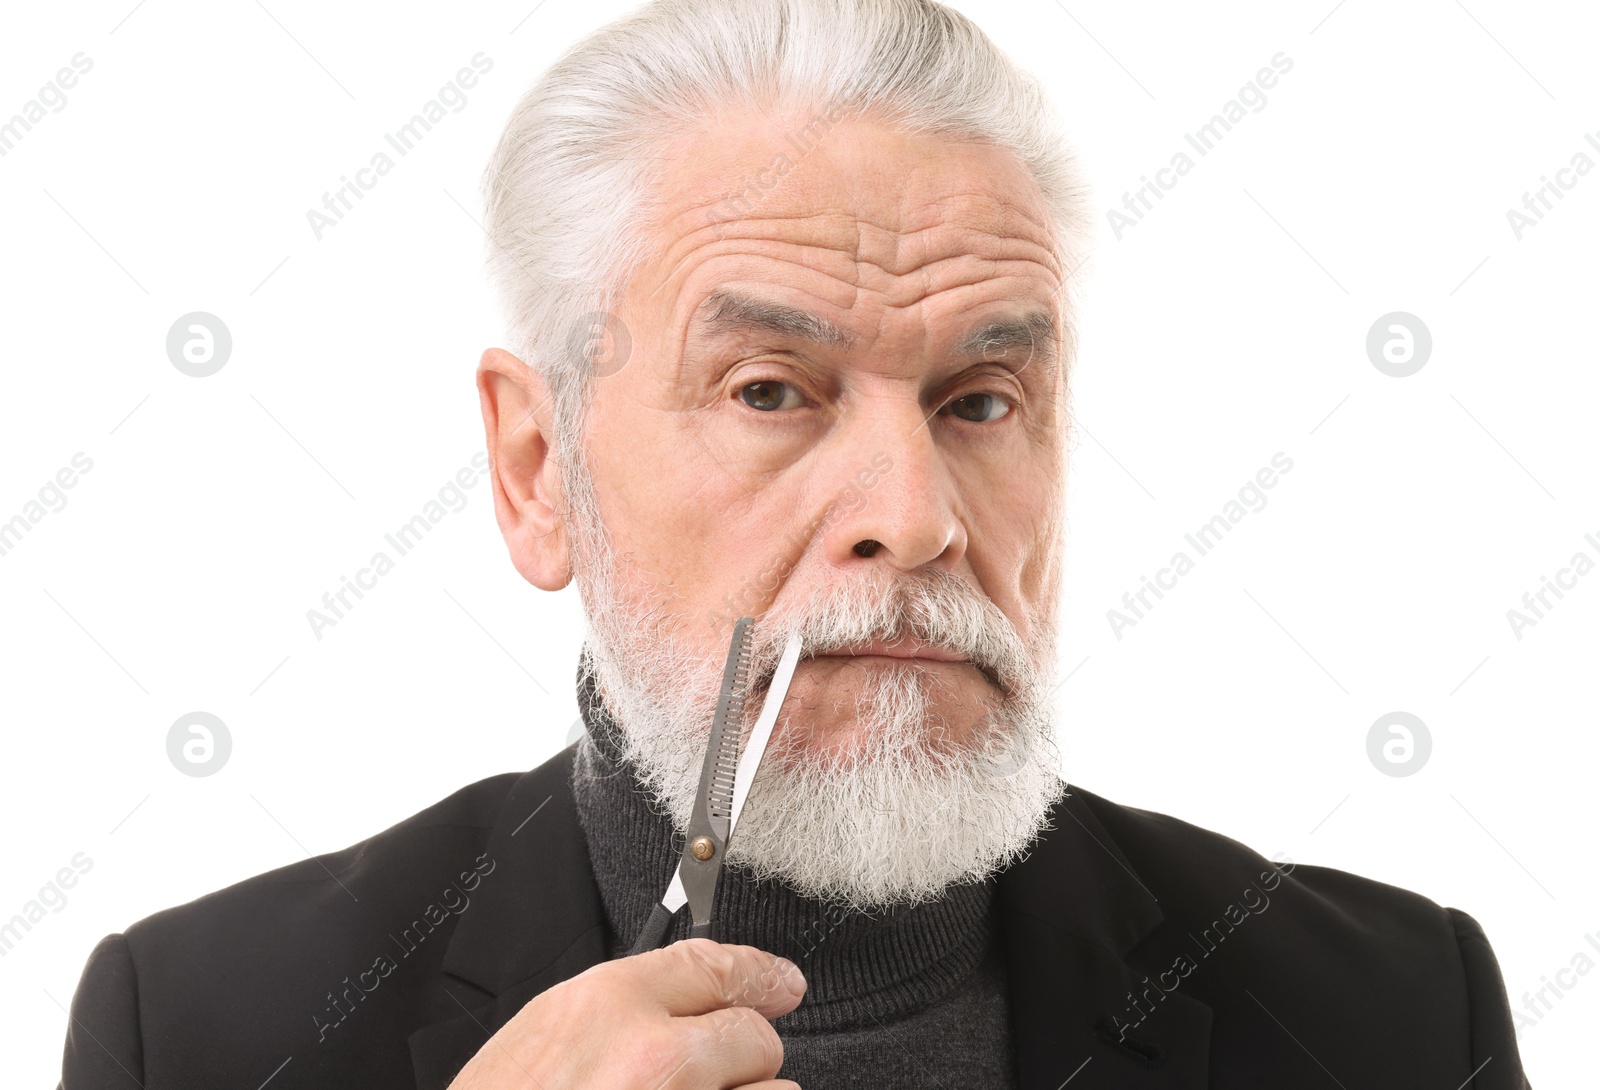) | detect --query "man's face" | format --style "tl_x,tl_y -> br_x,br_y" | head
482,107 -> 1072,906
583,108 -> 1068,760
